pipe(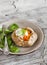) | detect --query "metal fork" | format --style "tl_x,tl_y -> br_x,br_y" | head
2,25 -> 9,55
